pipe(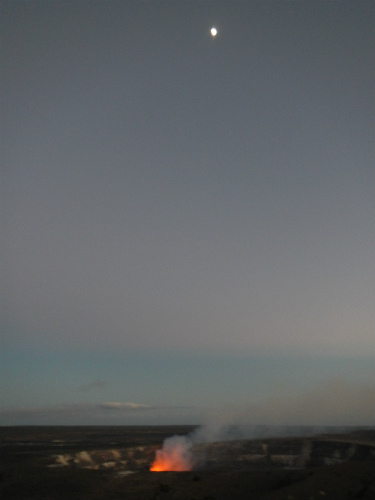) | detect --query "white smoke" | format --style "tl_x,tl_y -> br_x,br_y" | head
150,377 -> 375,471
150,435 -> 194,471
